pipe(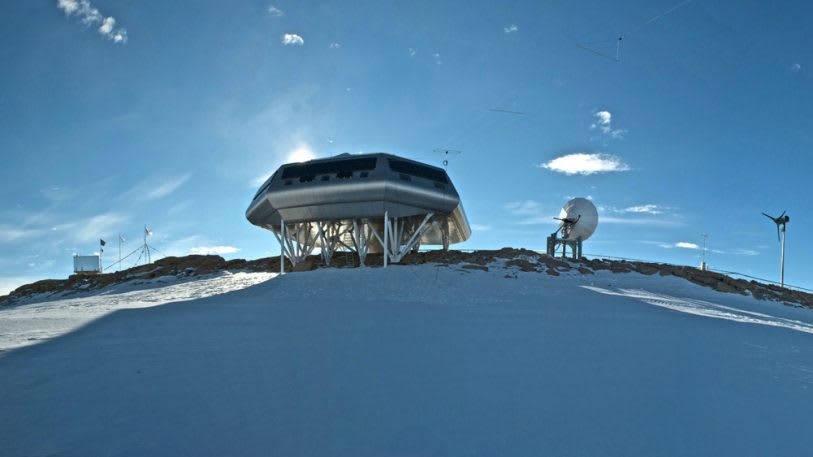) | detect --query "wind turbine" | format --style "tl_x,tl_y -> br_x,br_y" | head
762,211 -> 789,288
